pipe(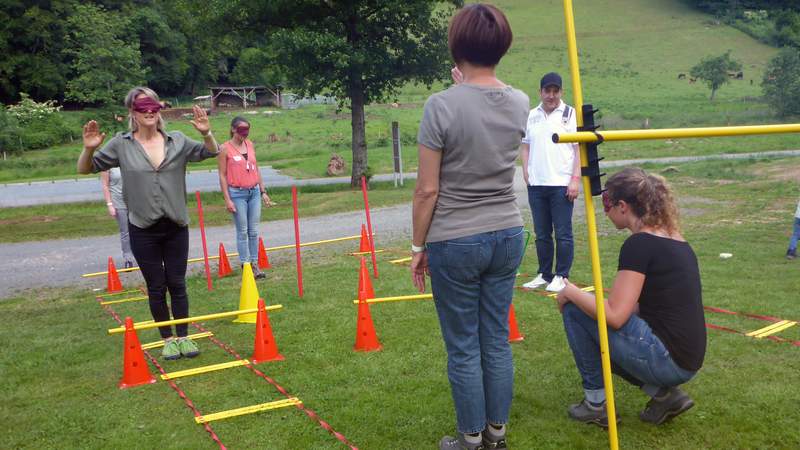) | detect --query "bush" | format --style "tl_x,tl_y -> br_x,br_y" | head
762,47 -> 800,117
2,94 -> 82,152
